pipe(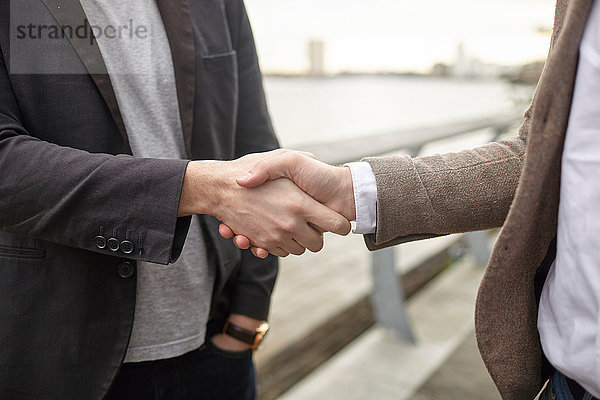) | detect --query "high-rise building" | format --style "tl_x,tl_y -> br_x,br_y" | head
308,39 -> 326,77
